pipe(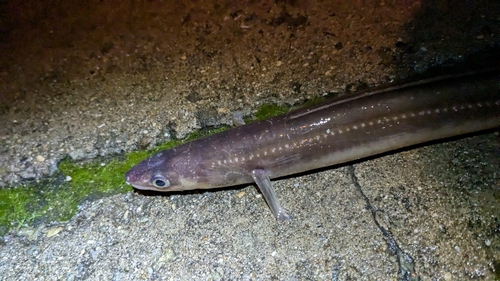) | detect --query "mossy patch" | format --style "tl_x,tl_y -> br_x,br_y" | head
0,186 -> 41,235
0,102 -> 296,235
253,104 -> 291,121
